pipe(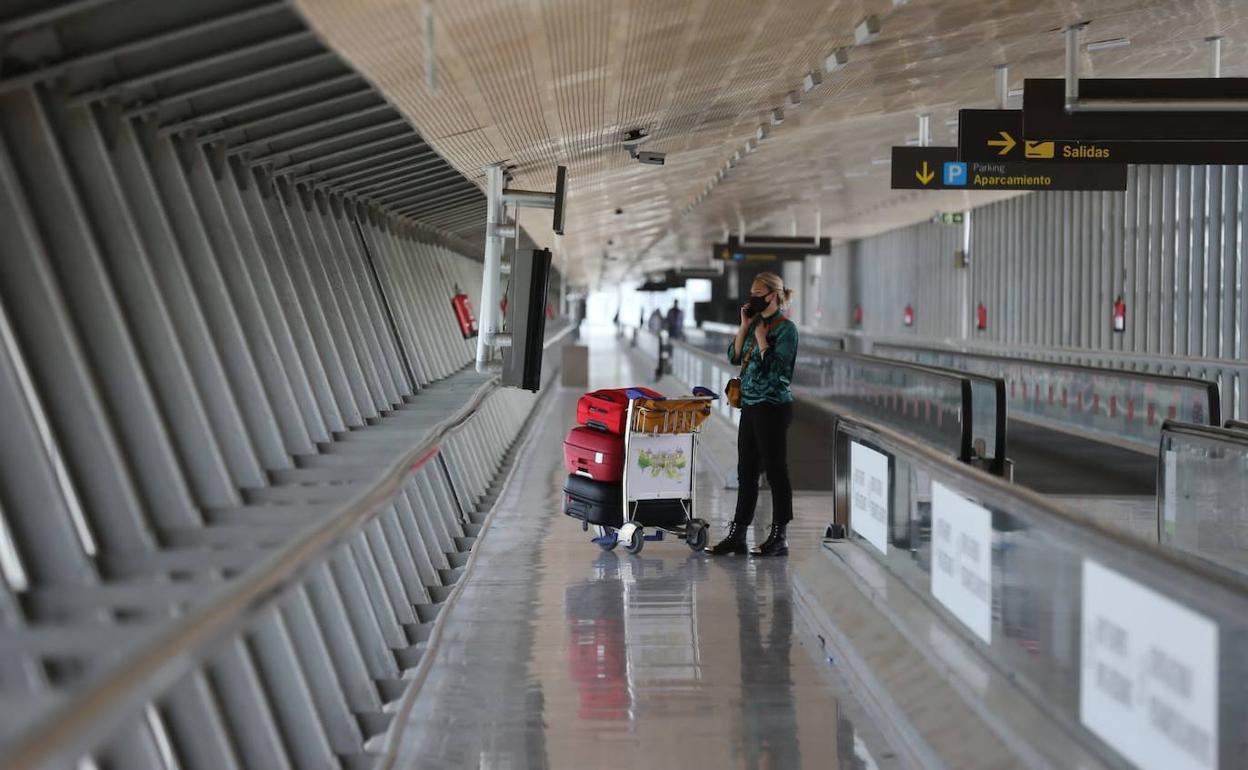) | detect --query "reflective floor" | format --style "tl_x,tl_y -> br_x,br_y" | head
395,329 -> 902,769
